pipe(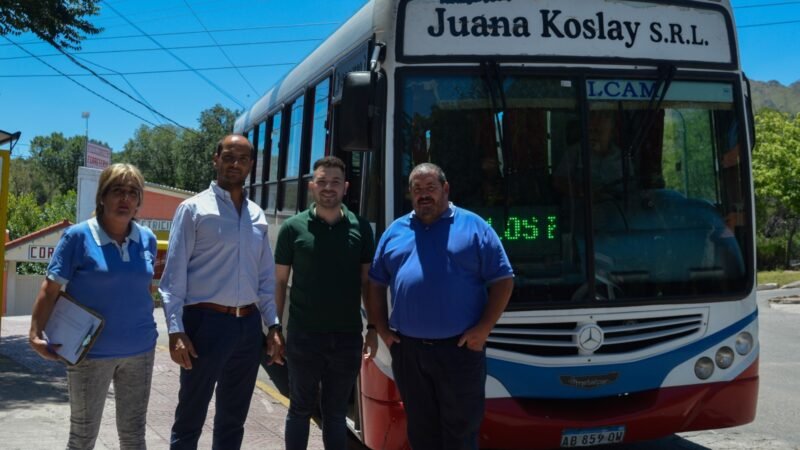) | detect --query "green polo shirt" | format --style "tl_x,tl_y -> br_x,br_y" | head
274,203 -> 375,333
